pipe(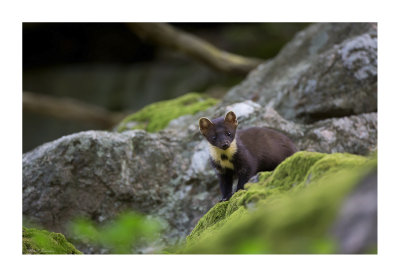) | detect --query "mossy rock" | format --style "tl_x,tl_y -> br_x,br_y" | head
23,227 -> 82,254
182,151 -> 377,254
117,92 -> 218,132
